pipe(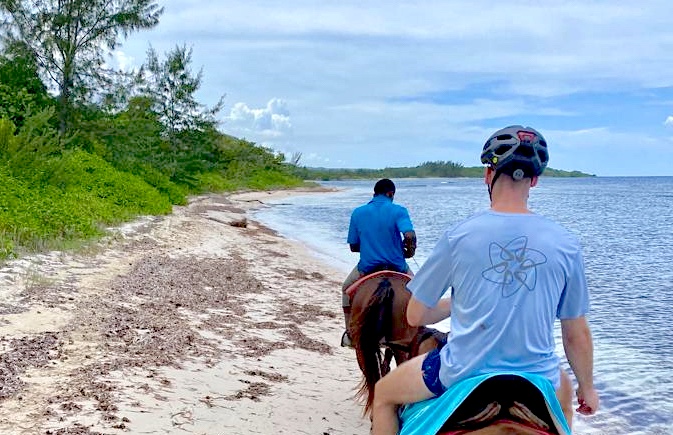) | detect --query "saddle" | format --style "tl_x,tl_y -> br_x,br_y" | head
400,373 -> 569,435
439,375 -> 559,434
